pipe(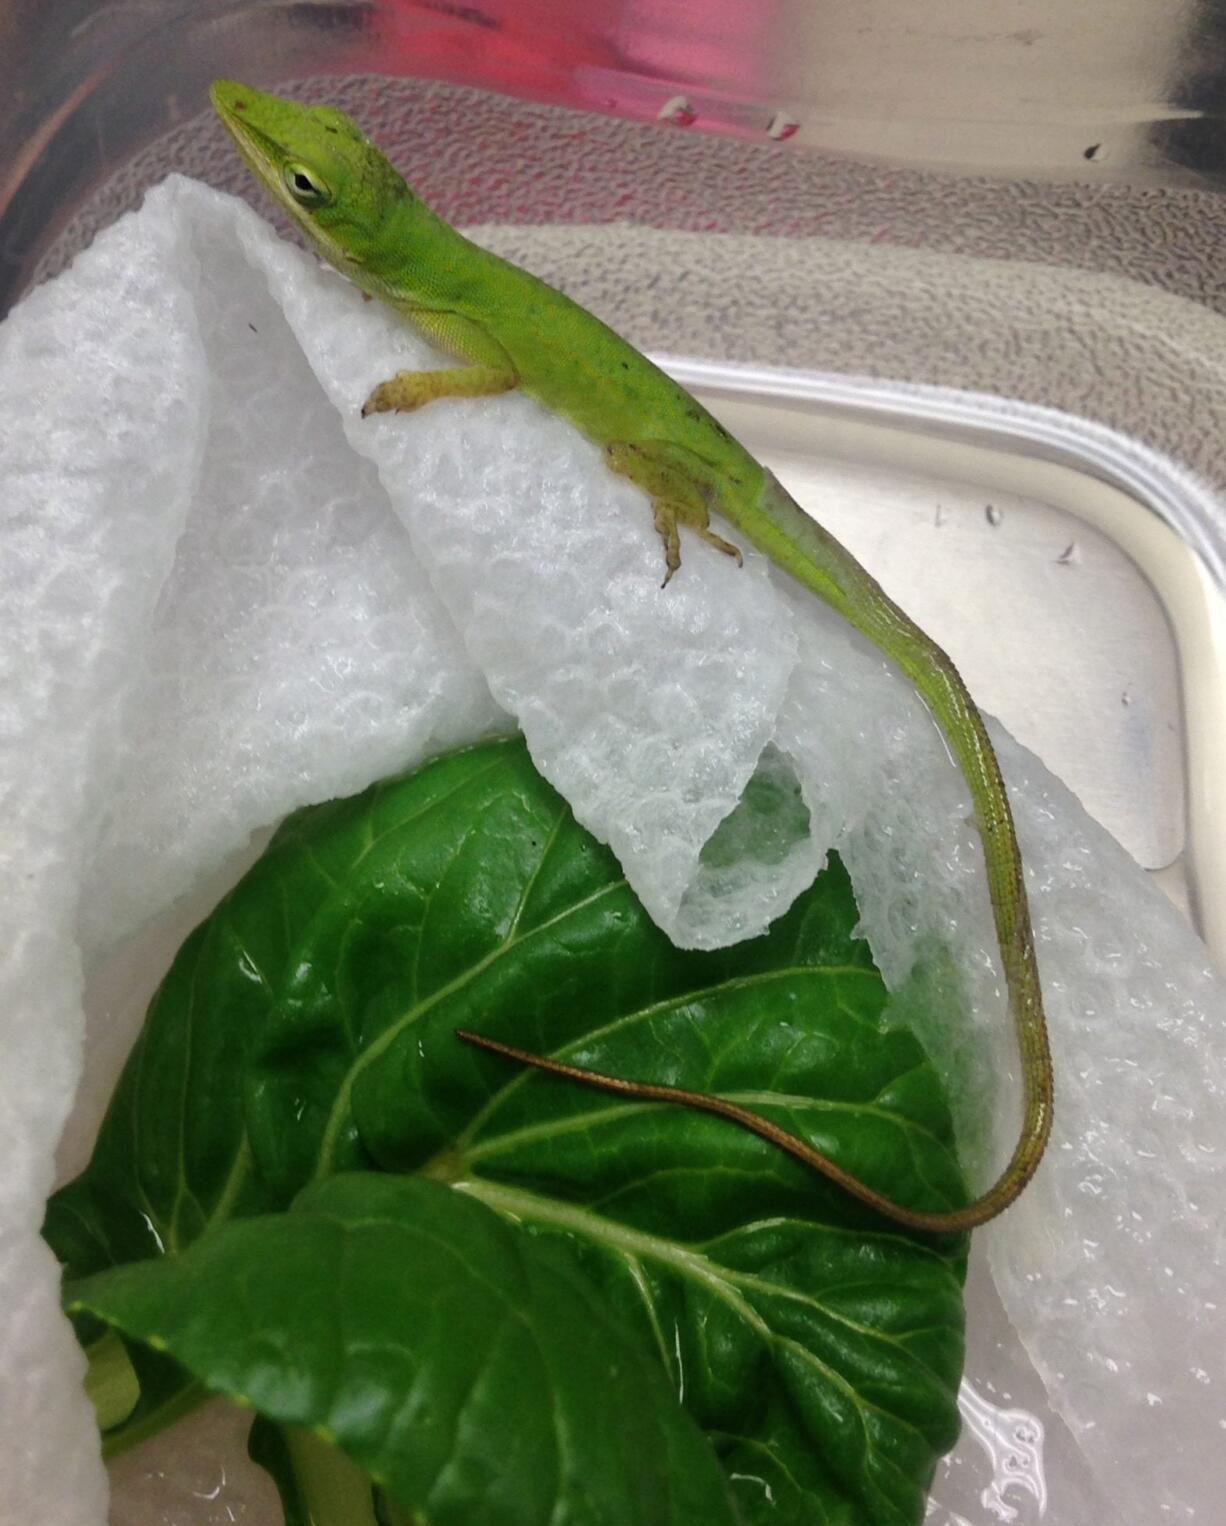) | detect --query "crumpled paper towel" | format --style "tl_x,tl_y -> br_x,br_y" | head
2,177 -> 1223,1524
